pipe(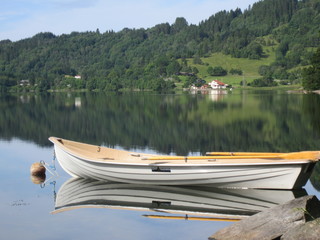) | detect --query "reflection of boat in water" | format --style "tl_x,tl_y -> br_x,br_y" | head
53,178 -> 307,221
49,137 -> 320,189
